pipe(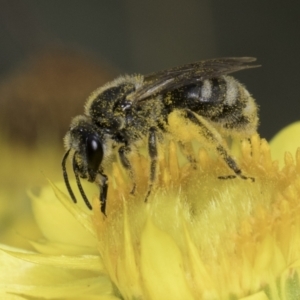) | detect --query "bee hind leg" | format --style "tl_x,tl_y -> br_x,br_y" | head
183,109 -> 254,182
216,146 -> 254,181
